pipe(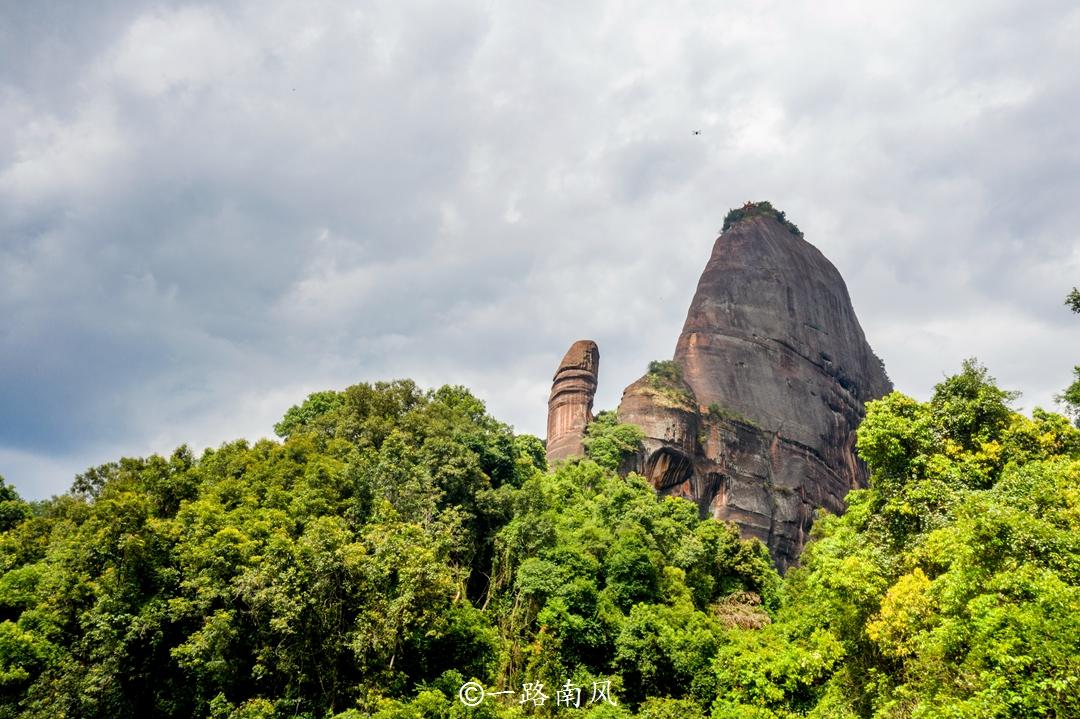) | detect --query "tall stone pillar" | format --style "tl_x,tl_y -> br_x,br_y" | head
546,340 -> 600,463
